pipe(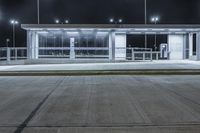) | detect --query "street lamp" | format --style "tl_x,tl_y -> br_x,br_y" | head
10,19 -> 19,48
151,17 -> 159,24
55,19 -> 60,24
6,38 -> 10,48
144,0 -> 147,48
55,19 -> 69,24
109,18 -> 123,24
37,0 -> 40,24
151,16 -> 159,51
65,20 -> 69,24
